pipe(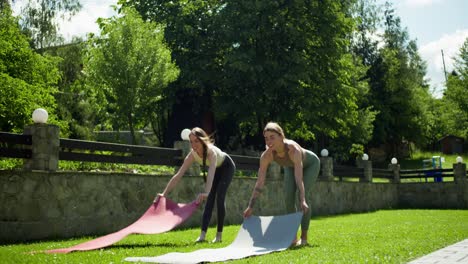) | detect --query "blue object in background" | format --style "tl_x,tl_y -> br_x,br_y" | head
422,156 -> 444,182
